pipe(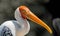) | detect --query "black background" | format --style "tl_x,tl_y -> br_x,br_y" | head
46,0 -> 60,18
